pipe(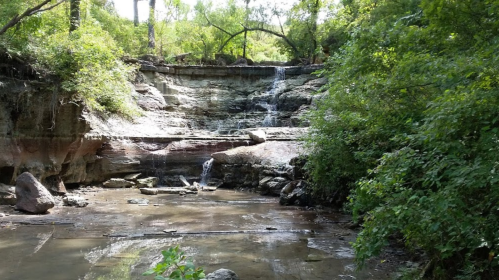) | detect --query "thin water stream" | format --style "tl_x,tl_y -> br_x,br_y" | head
0,189 -> 400,279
